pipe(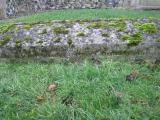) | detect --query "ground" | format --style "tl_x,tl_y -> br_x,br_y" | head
0,9 -> 160,120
